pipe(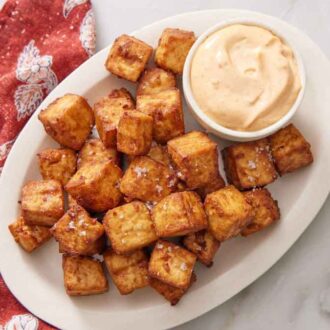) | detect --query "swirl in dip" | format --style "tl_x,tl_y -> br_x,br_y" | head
190,24 -> 301,131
